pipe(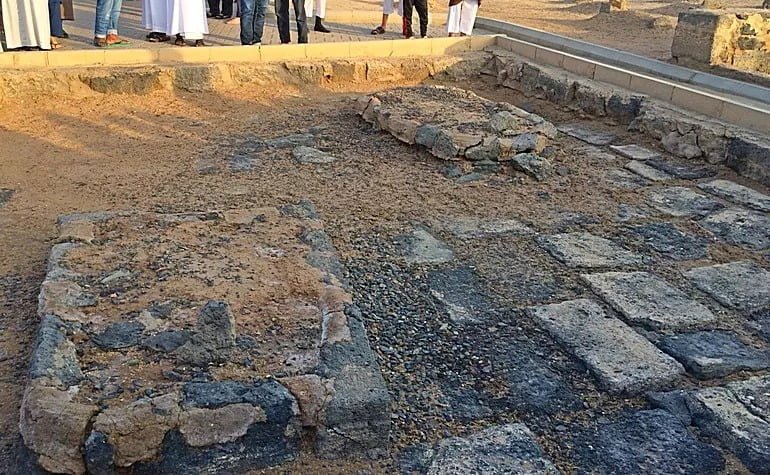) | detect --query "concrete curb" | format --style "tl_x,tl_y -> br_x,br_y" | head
476,17 -> 770,106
